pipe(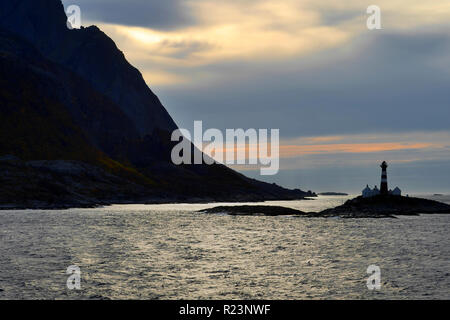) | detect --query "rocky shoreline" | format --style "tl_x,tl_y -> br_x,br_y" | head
0,156 -> 316,210
318,195 -> 450,217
